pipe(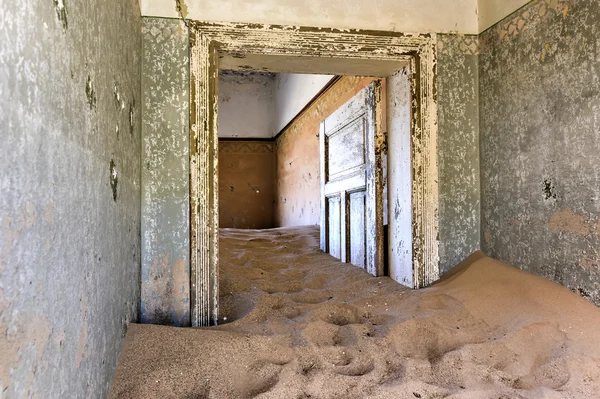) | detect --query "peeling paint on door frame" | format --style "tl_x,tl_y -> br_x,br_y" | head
189,21 -> 440,327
